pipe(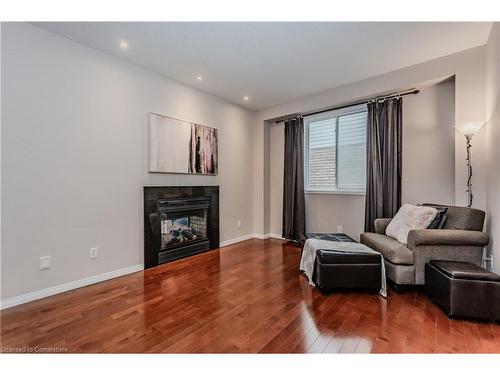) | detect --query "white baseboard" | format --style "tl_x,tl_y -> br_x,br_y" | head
220,233 -> 286,247
0,264 -> 144,310
257,233 -> 285,240
220,234 -> 256,247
